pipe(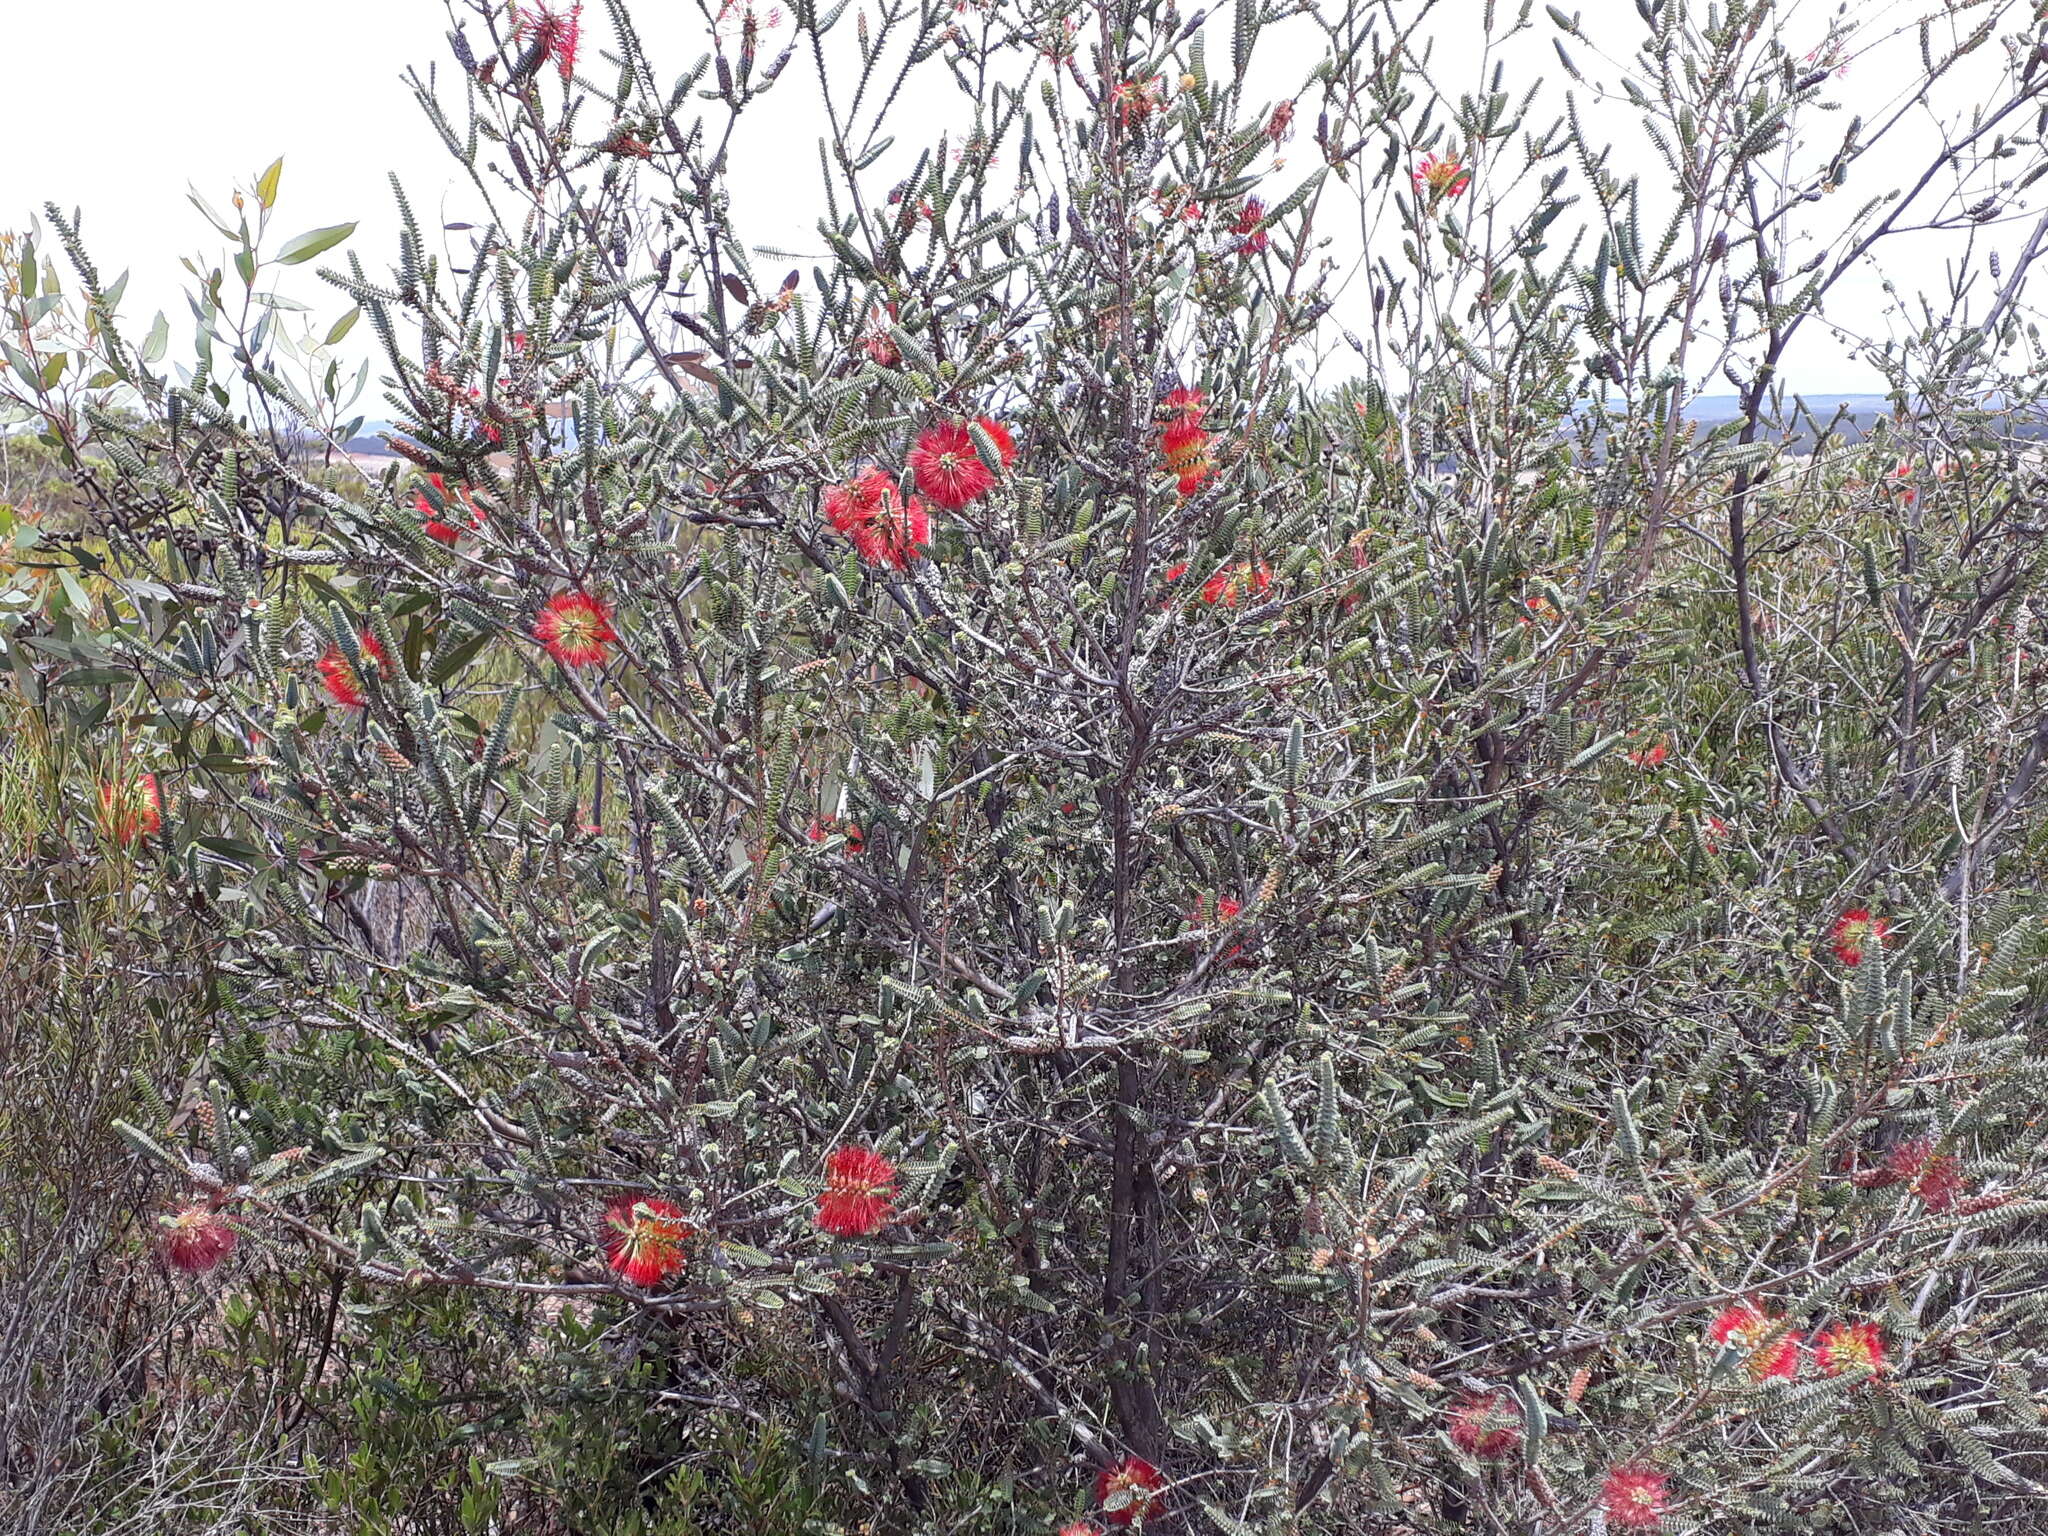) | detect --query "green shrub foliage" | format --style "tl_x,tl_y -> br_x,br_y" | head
8,0 -> 2048,1530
